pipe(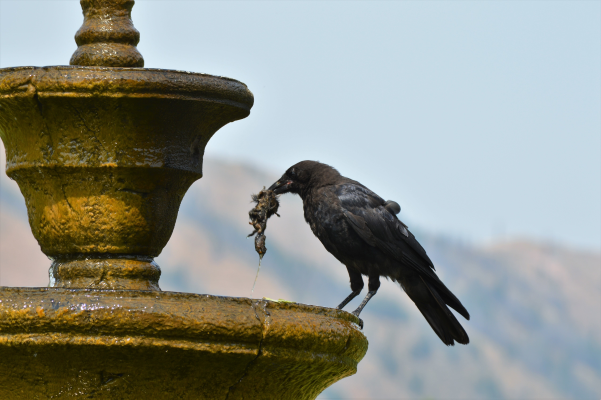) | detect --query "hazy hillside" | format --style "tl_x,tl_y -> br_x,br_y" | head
1,146 -> 599,399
